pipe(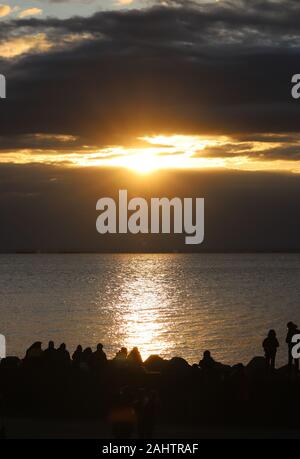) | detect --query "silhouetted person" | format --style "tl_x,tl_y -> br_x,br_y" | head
57,343 -> 71,369
24,342 -> 43,369
43,341 -> 57,368
82,347 -> 93,370
25,342 -> 43,360
127,347 -> 143,366
72,345 -> 83,369
199,350 -> 216,371
114,347 -> 128,362
92,343 -> 107,370
263,330 -> 279,371
286,322 -> 300,372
